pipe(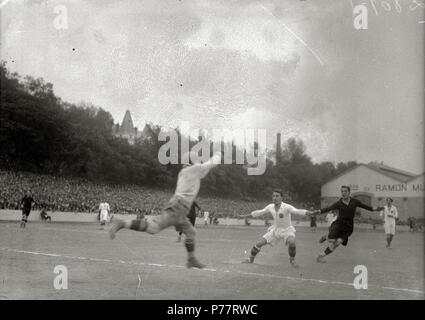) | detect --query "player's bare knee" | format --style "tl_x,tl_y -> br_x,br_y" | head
185,229 -> 196,241
256,238 -> 267,247
334,239 -> 343,247
146,221 -> 160,234
287,237 -> 296,247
